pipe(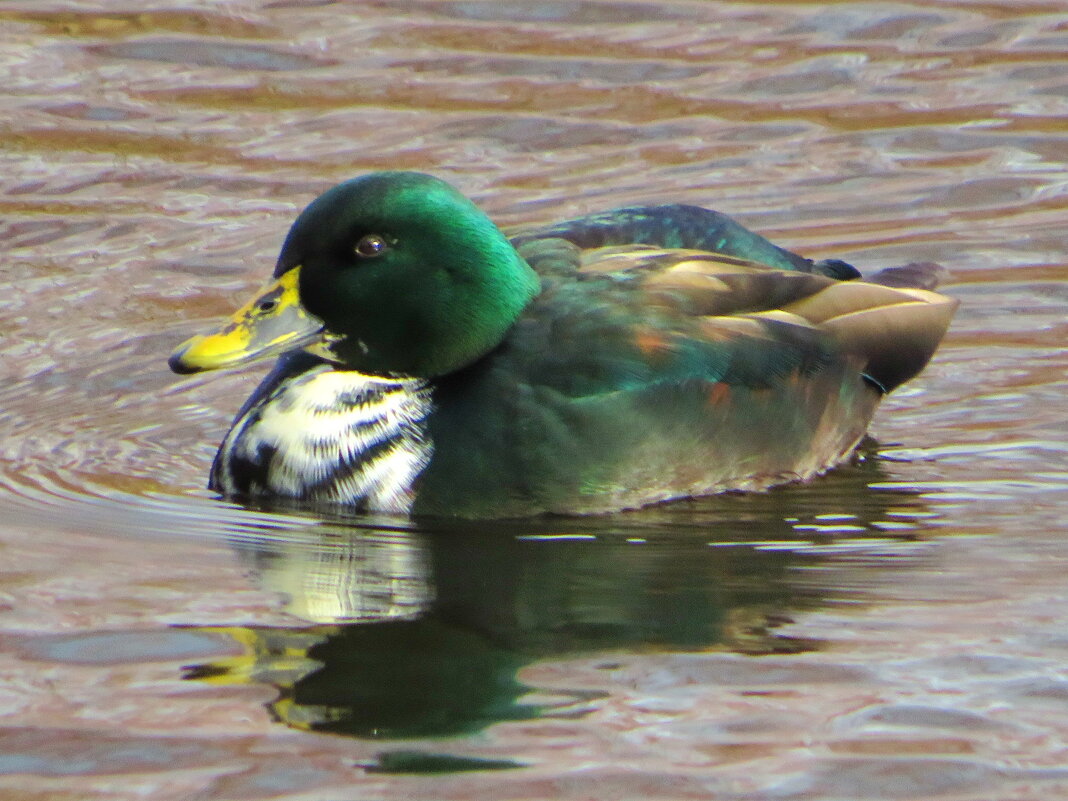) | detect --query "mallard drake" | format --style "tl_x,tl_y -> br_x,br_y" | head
170,172 -> 957,518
